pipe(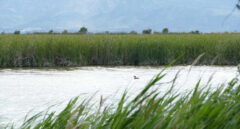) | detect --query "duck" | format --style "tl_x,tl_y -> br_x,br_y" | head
134,75 -> 139,79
